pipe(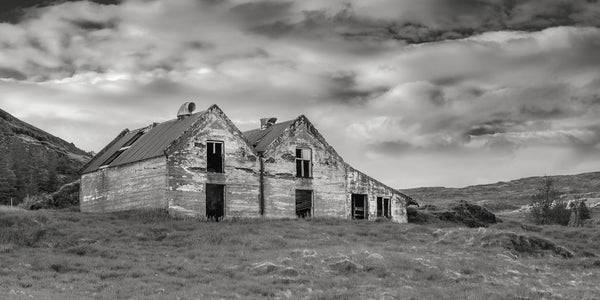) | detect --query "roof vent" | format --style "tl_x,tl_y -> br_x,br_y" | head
260,117 -> 277,130
177,102 -> 196,119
